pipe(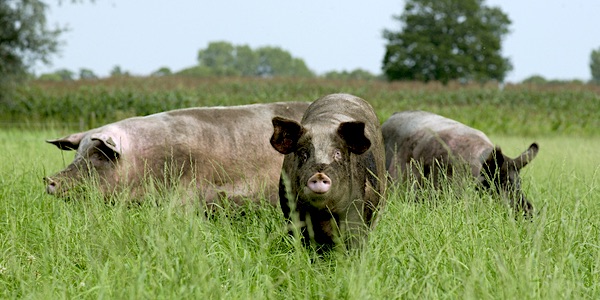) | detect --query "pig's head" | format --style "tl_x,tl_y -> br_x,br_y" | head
479,143 -> 539,216
44,132 -> 122,198
271,116 -> 371,208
